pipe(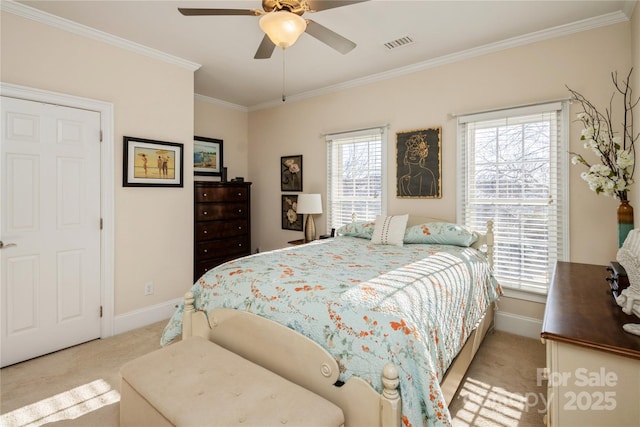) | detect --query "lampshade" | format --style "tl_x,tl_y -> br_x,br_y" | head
259,11 -> 307,49
296,193 -> 322,214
